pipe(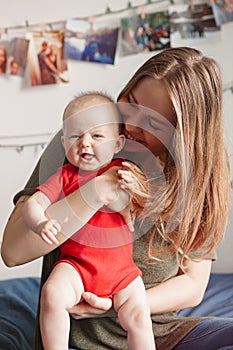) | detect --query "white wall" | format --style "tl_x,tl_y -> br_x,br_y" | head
0,0 -> 233,279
